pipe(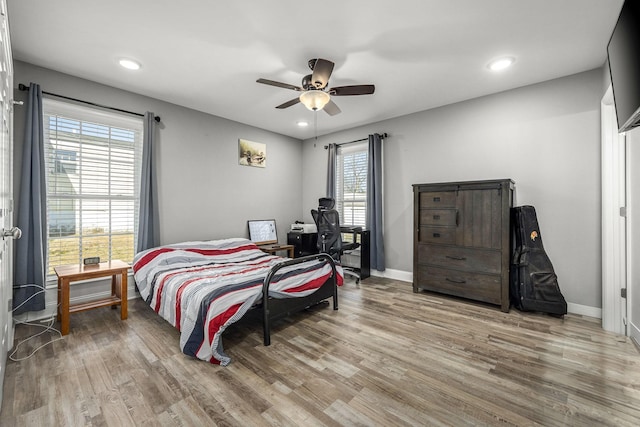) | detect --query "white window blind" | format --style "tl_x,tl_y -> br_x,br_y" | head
43,98 -> 143,275
336,141 -> 368,227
